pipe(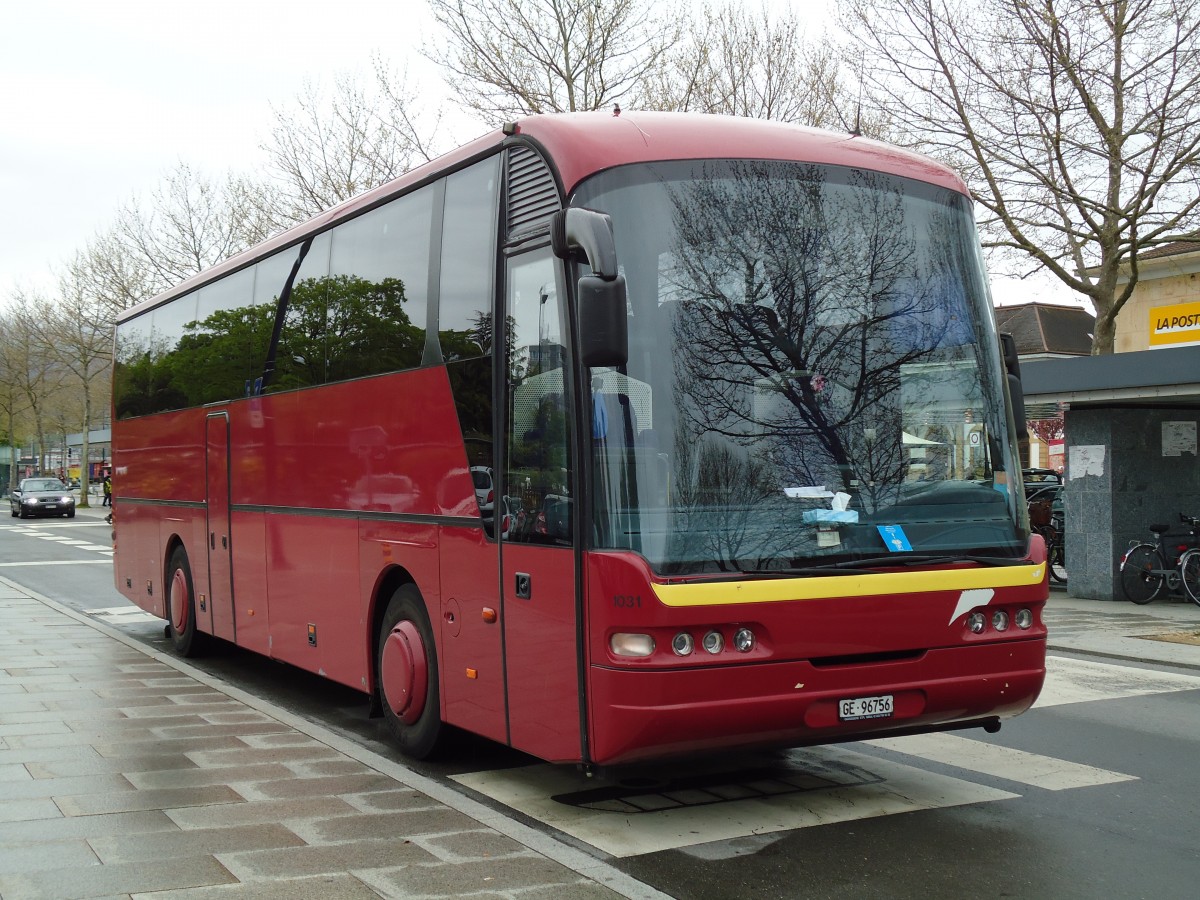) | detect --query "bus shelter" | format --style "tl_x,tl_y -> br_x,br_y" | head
1021,344 -> 1200,600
